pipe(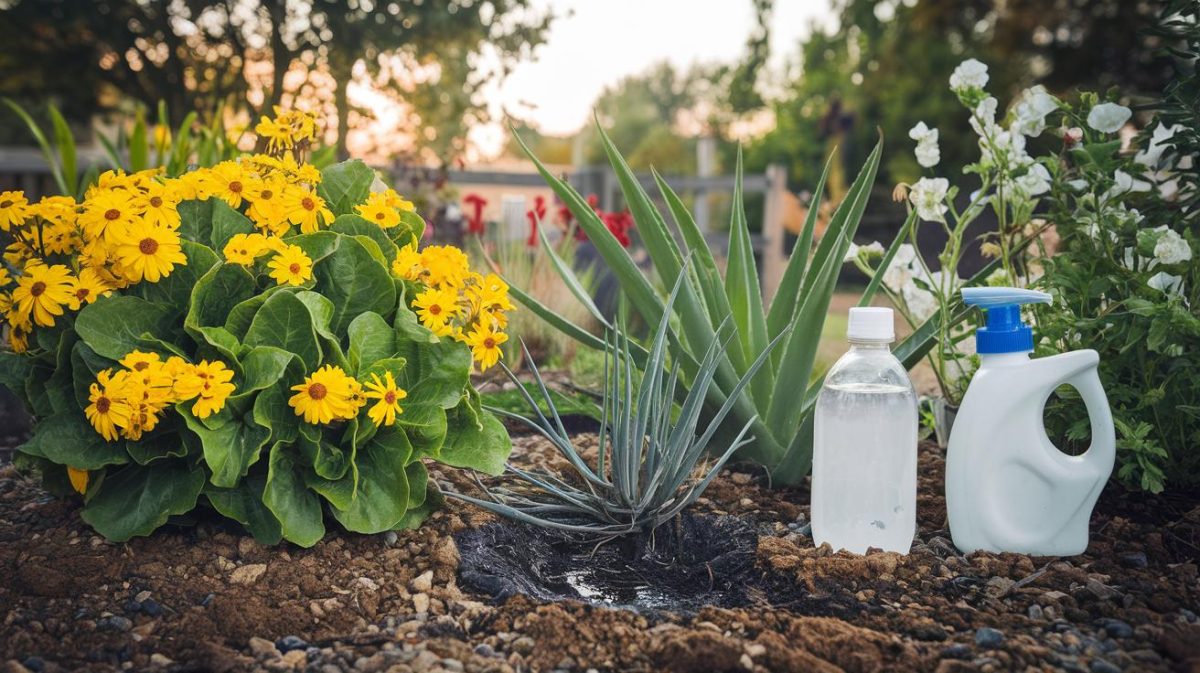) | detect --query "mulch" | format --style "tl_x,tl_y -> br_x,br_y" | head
1,431 -> 1198,673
